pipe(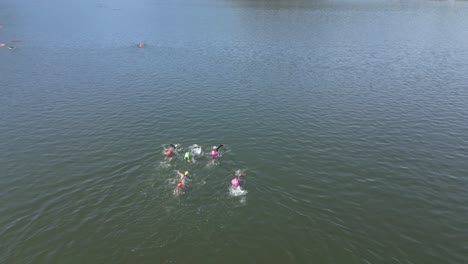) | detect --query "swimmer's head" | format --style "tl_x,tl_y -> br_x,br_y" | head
177,182 -> 183,188
212,146 -> 217,150
175,144 -> 180,148
184,171 -> 189,176
231,178 -> 239,187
